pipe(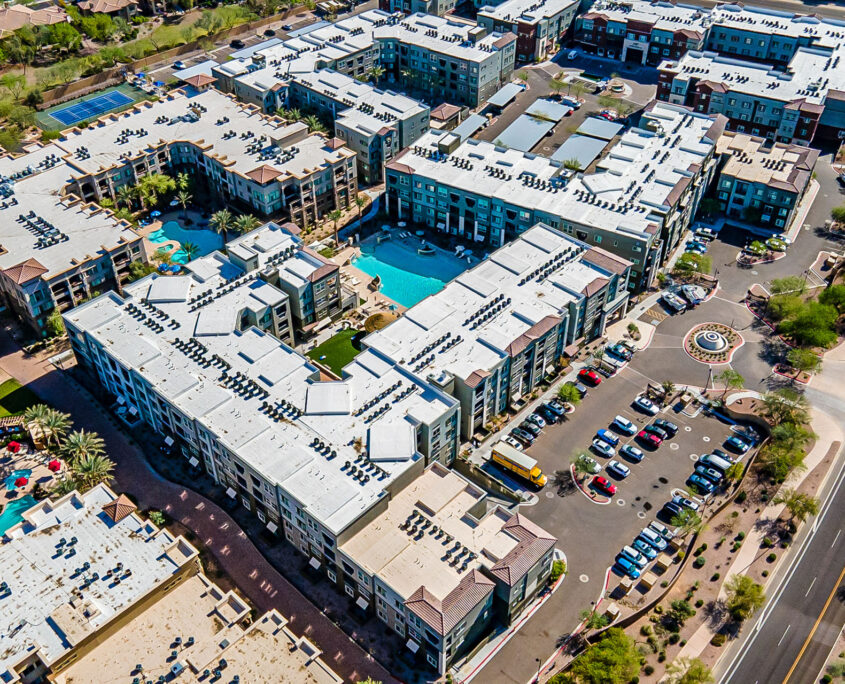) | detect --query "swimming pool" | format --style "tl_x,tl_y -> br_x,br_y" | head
148,221 -> 223,264
0,495 -> 36,535
4,469 -> 31,491
353,238 -> 469,307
